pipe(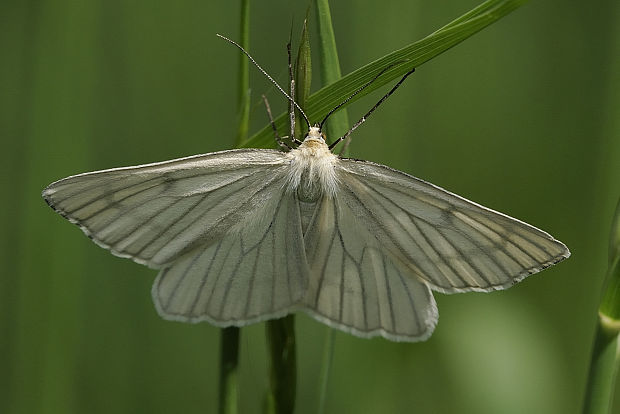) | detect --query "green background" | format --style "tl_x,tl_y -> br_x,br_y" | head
2,0 -> 619,413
